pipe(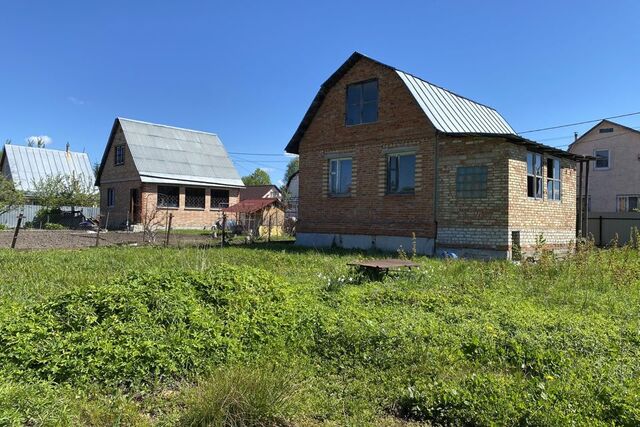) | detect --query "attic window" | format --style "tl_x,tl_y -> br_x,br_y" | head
114,145 -> 125,166
599,128 -> 614,133
346,80 -> 378,126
